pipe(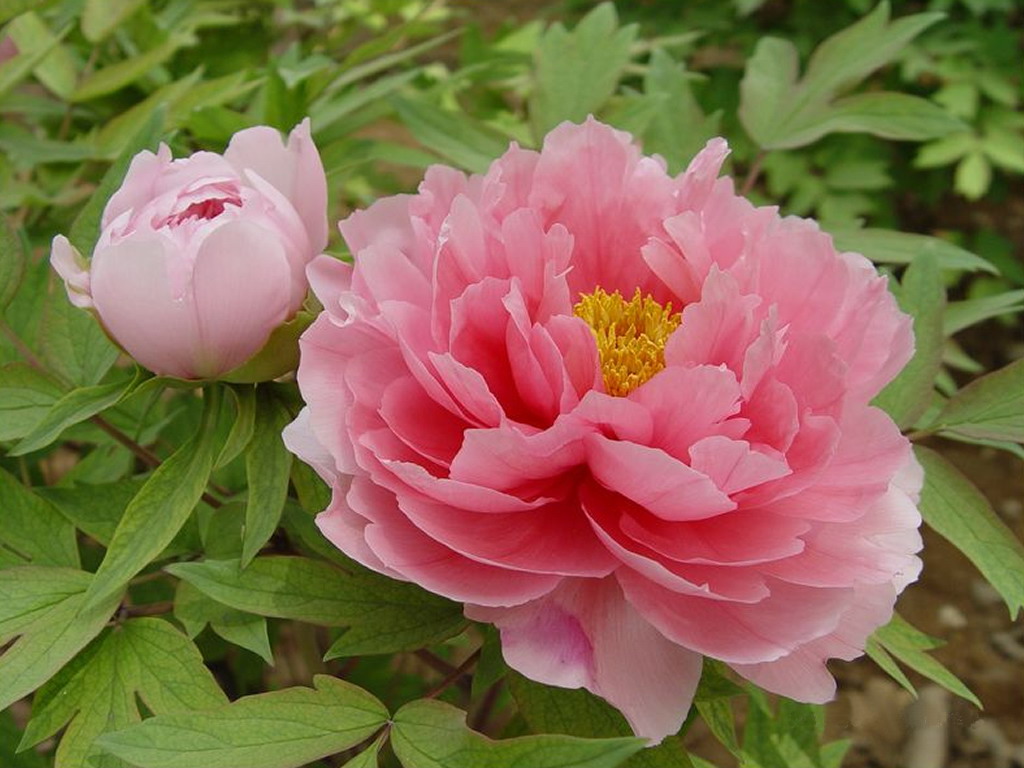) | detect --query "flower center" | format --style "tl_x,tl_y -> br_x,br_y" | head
573,287 -> 682,397
169,196 -> 240,226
